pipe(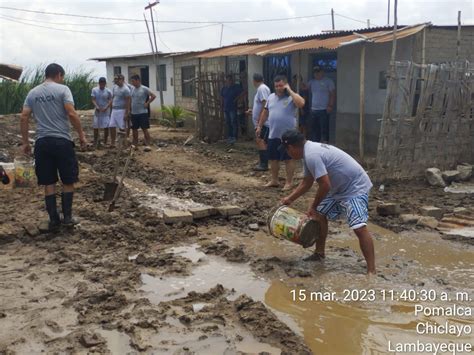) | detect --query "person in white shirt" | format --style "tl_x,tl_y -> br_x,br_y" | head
248,73 -> 271,171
